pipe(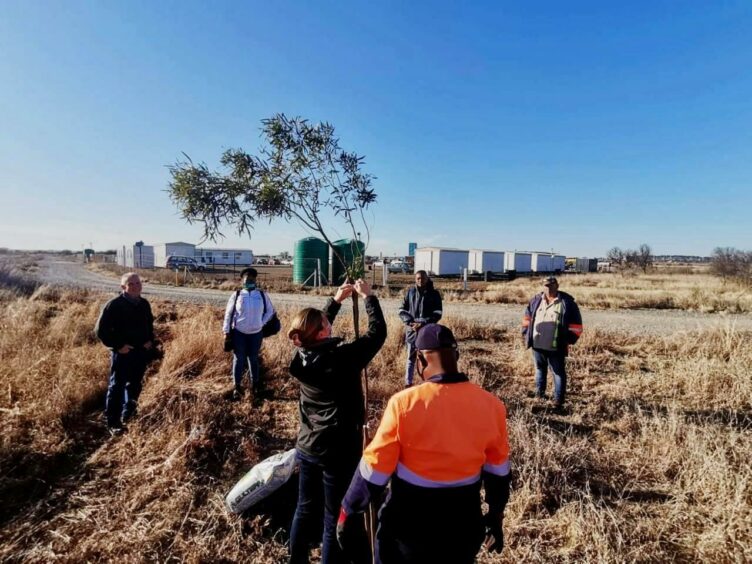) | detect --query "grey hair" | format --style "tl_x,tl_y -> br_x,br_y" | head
121,272 -> 139,286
